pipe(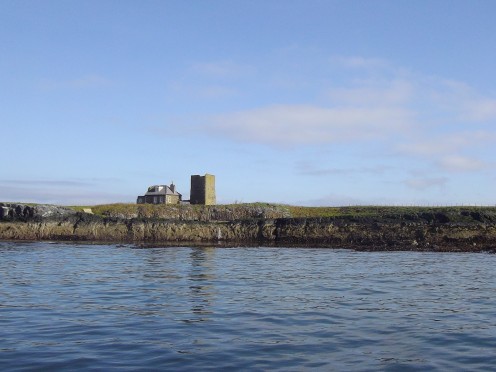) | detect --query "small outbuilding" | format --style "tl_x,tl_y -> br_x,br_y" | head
137,183 -> 182,205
